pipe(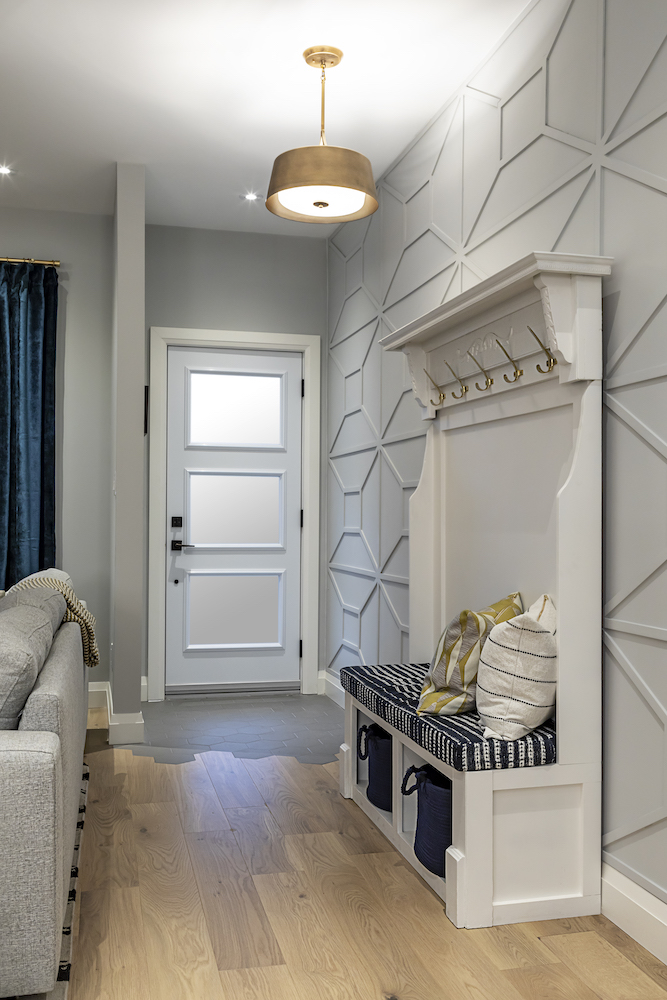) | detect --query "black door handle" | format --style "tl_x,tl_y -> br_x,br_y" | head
171,540 -> 195,551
